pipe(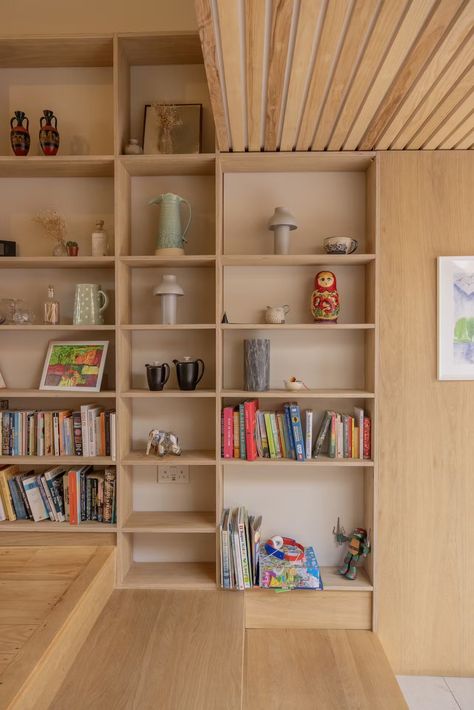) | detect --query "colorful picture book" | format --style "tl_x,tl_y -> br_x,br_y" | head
0,405 -> 116,459
0,464 -> 116,524
221,402 -> 371,461
259,544 -> 323,590
219,507 -> 262,590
